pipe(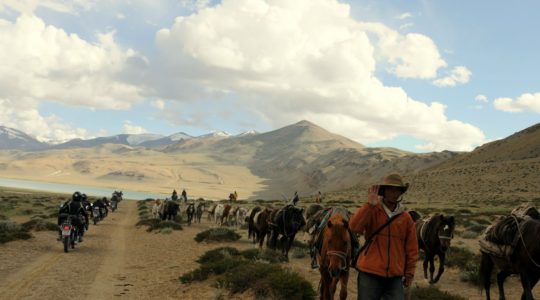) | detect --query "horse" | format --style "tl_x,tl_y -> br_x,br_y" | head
220,204 -> 232,226
236,207 -> 248,227
228,206 -> 240,226
318,213 -> 351,300
151,200 -> 161,219
247,206 -> 262,242
415,214 -> 455,284
186,203 -> 195,226
229,193 -> 237,202
305,204 -> 325,234
162,201 -> 180,221
253,208 -> 273,248
268,205 -> 306,259
195,202 -> 204,223
480,216 -> 540,300
207,203 -> 217,221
